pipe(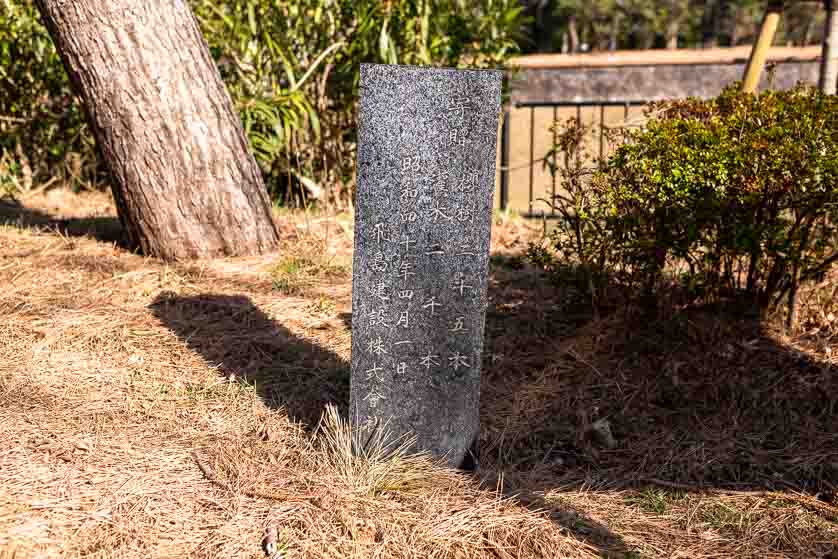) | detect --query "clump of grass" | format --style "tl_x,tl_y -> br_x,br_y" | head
315,405 -> 446,497
271,253 -> 348,295
305,295 -> 336,316
625,488 -> 686,515
697,501 -> 745,533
